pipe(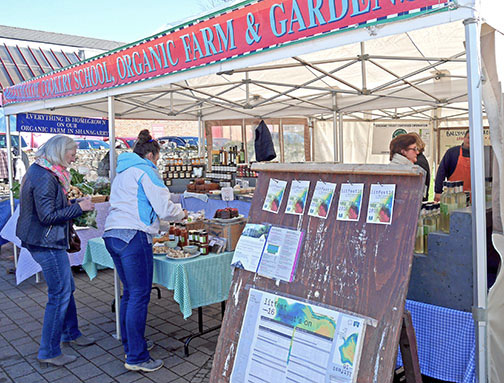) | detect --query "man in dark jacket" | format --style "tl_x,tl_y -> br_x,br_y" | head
434,130 -> 470,202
